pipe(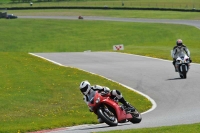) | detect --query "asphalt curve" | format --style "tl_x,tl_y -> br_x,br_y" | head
31,52 -> 200,133
25,16 -> 200,133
